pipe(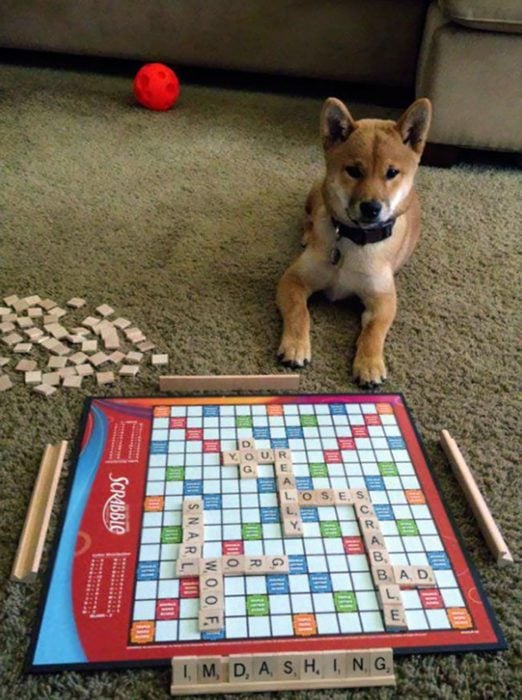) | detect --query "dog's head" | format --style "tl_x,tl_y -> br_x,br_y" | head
320,98 -> 431,228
